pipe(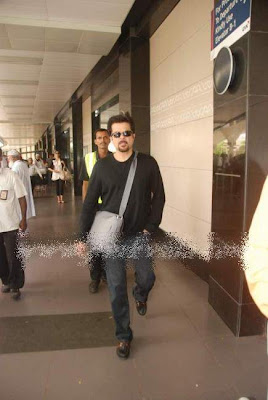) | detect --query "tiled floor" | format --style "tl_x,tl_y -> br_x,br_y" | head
0,188 -> 267,400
